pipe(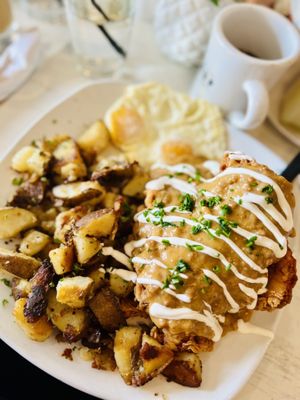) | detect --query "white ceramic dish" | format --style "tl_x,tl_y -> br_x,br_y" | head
268,59 -> 300,147
0,82 -> 286,400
